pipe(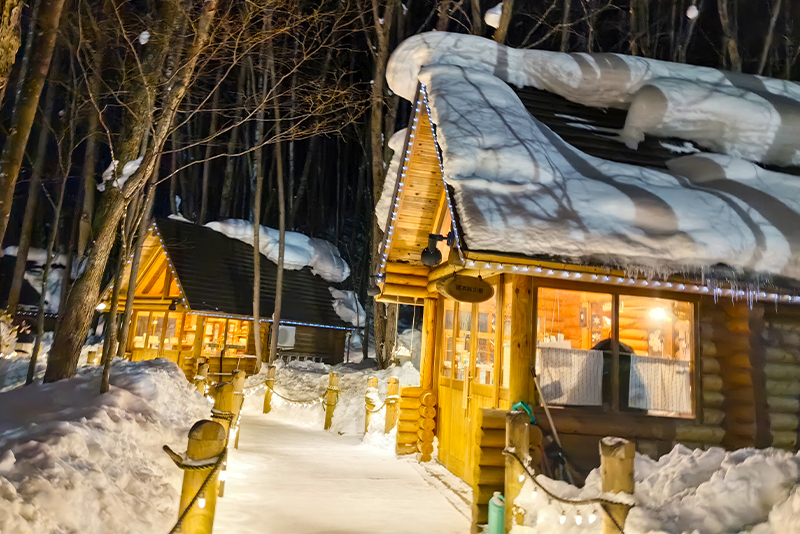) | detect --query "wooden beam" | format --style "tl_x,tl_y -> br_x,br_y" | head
386,263 -> 431,277
510,275 -> 533,404
381,283 -> 433,300
420,298 -> 437,391
384,272 -> 429,287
